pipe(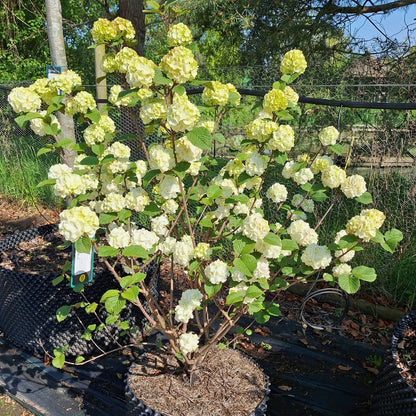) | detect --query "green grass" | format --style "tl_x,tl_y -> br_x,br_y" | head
0,135 -> 60,206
